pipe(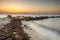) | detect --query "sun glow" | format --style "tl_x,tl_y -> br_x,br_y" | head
0,4 -> 21,13
0,3 -> 60,13
0,0 -> 60,13
0,4 -> 34,13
